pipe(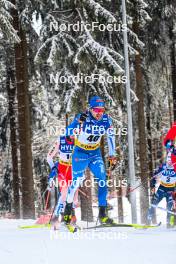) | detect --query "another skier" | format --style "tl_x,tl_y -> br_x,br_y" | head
47,135 -> 76,223
163,122 -> 176,171
147,140 -> 176,227
64,96 -> 117,225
